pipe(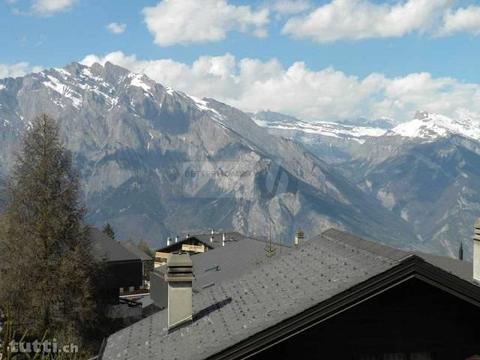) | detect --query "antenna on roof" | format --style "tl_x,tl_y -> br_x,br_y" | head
265,224 -> 277,258
459,241 -> 464,261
